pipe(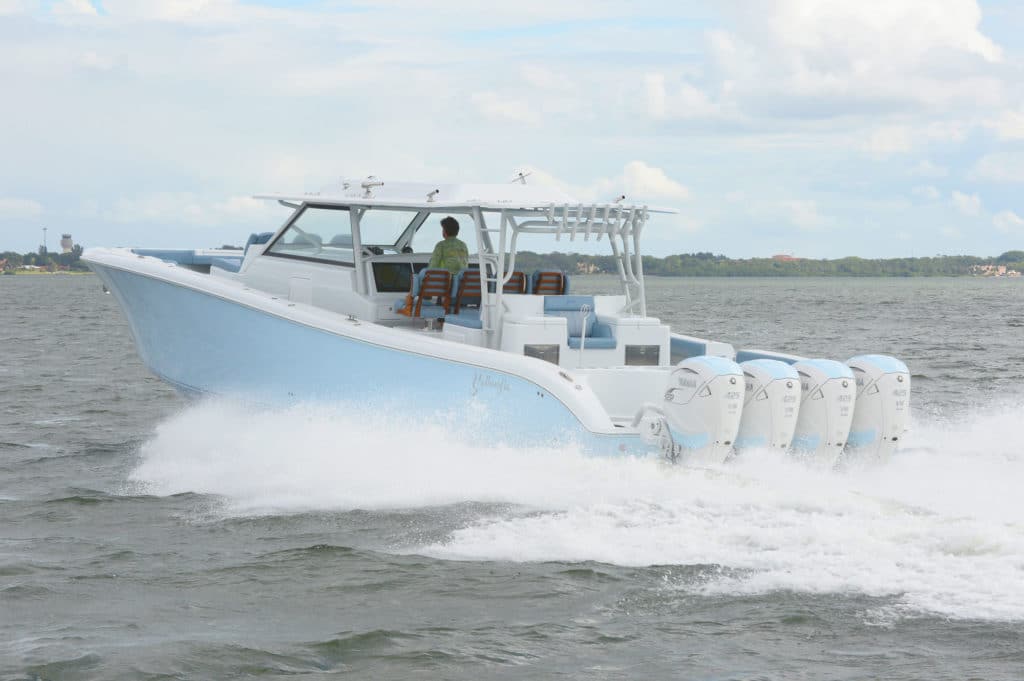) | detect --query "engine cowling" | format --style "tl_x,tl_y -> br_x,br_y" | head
662,356 -> 744,464
735,359 -> 801,452
845,354 -> 911,462
791,359 -> 856,467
